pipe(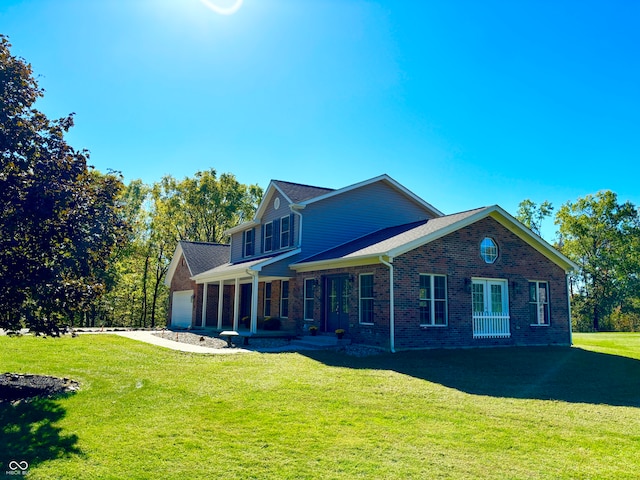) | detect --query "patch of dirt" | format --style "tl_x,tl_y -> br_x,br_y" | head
0,373 -> 79,403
